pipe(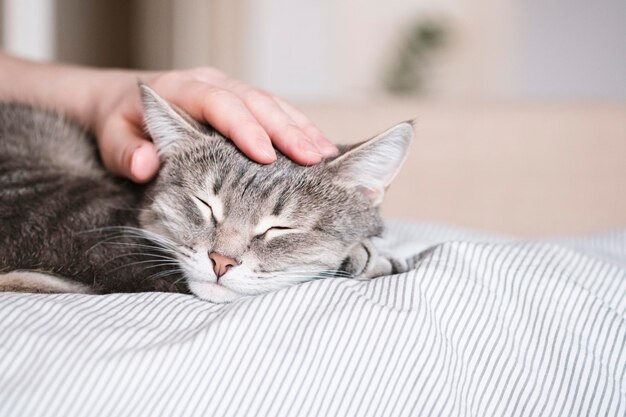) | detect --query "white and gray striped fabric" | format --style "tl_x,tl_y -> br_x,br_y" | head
1,221 -> 625,417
